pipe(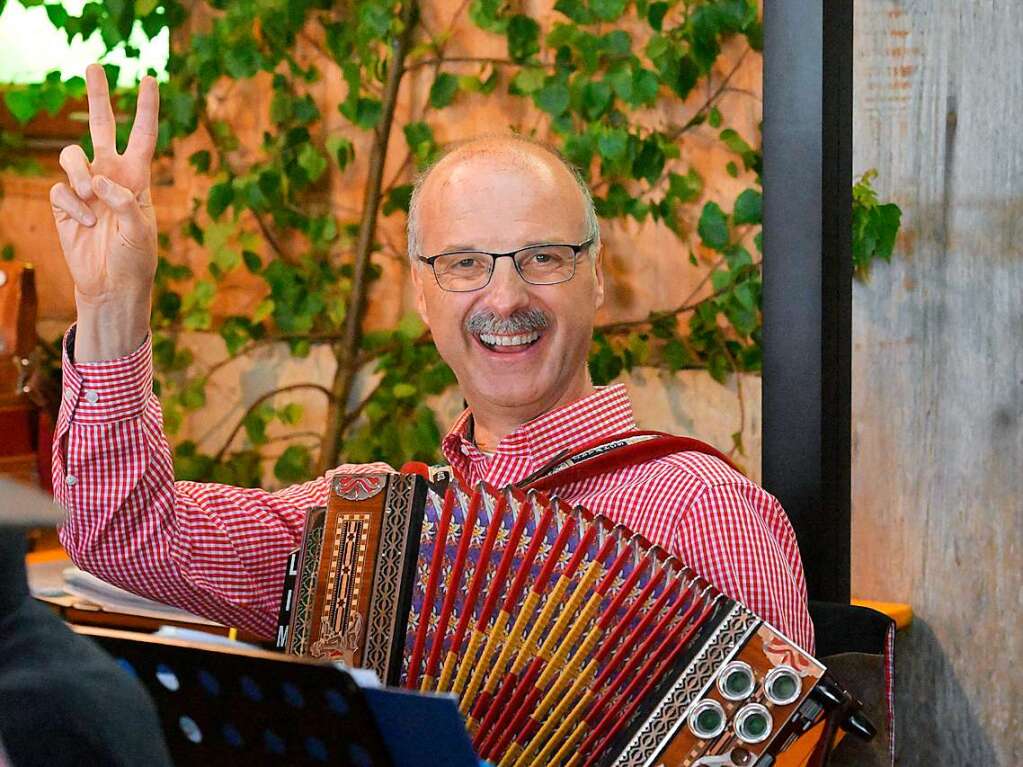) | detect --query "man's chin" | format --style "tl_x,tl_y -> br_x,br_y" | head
471,380 -> 549,414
